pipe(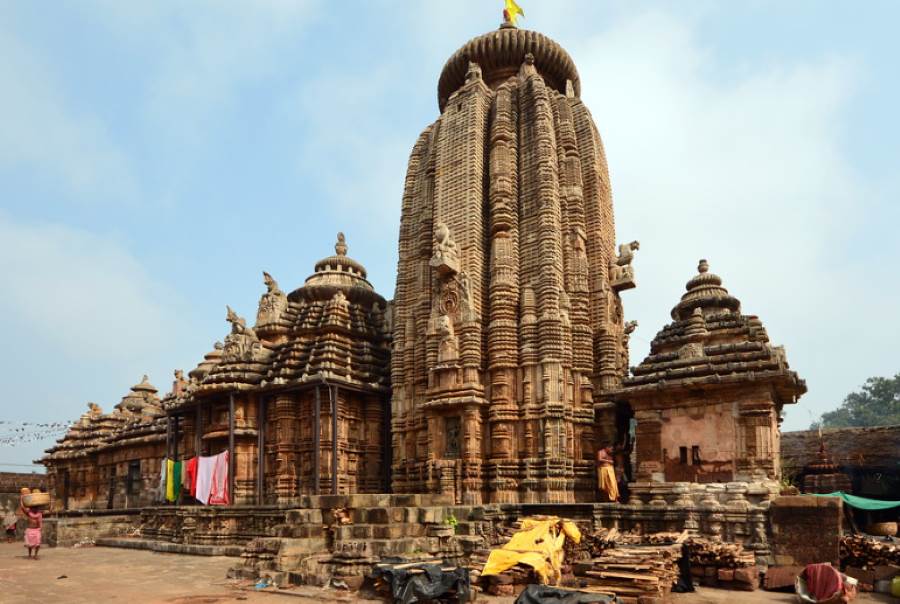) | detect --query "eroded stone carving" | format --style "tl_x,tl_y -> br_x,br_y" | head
430,222 -> 459,277
256,271 -> 288,326
223,306 -> 267,363
610,241 -> 639,291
